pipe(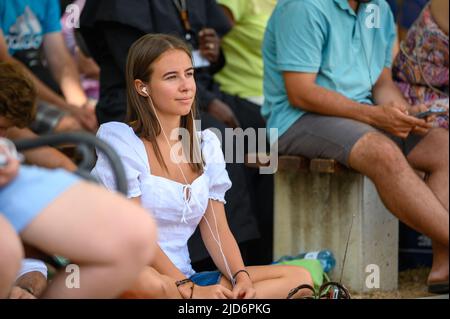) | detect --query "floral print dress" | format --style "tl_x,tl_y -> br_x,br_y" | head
393,3 -> 449,129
